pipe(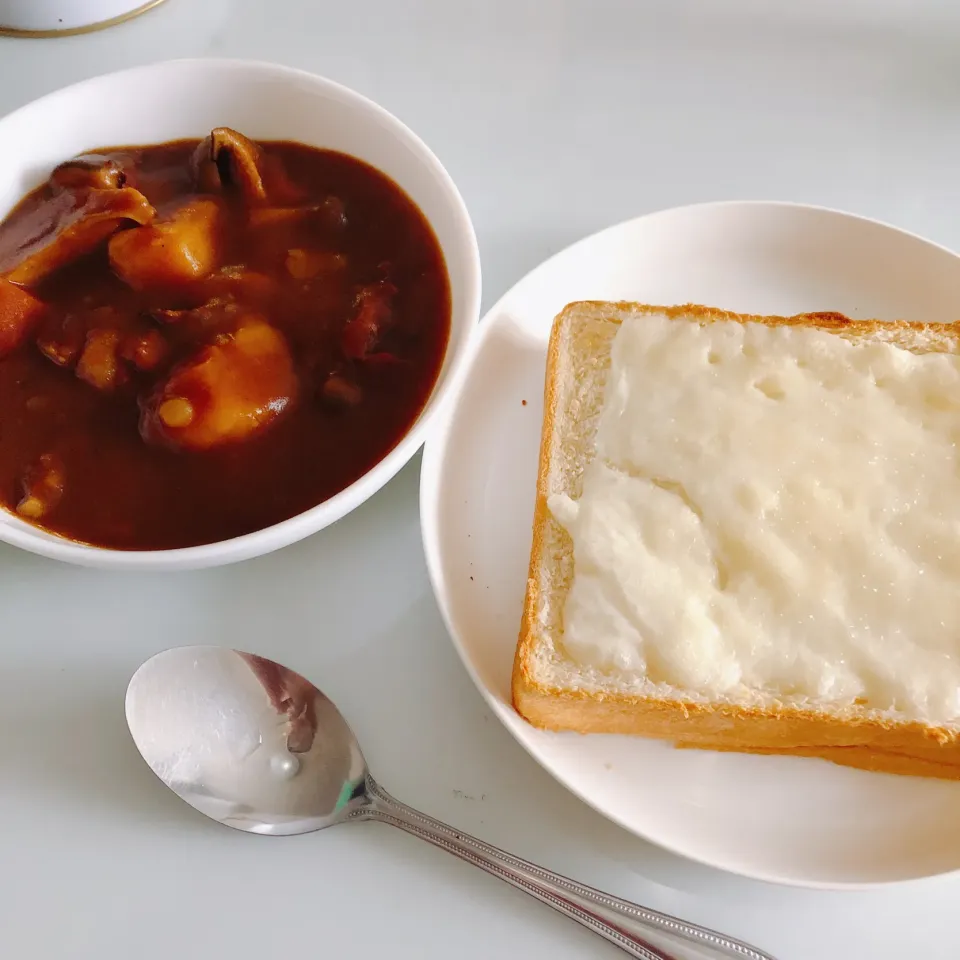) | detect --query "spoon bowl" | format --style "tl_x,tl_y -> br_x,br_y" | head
126,646 -> 779,960
126,645 -> 367,835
